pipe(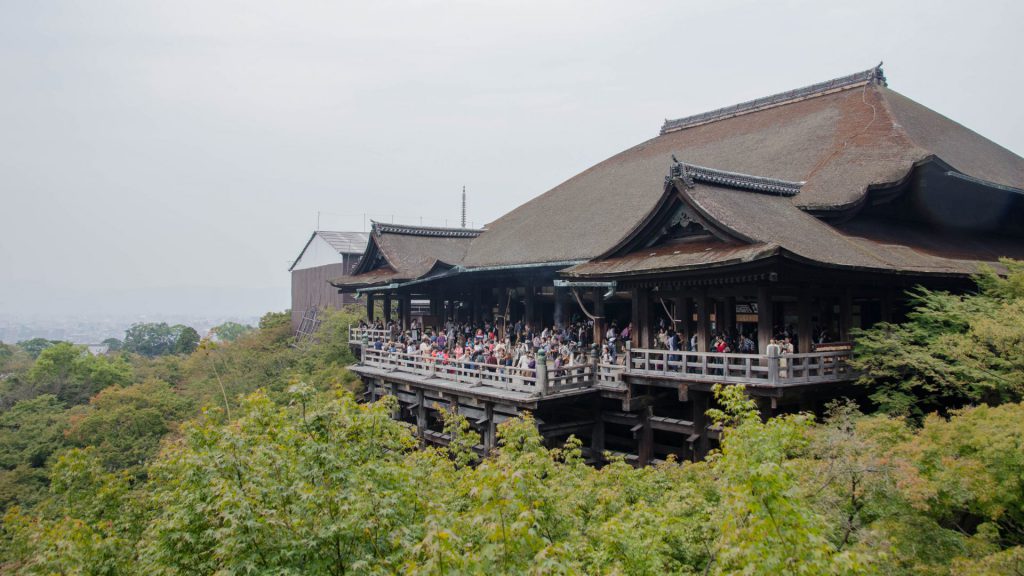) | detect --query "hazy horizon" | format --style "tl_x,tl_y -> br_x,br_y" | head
2,1 -> 1022,319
